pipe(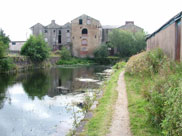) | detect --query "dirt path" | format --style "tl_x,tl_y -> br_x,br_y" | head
107,71 -> 132,136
